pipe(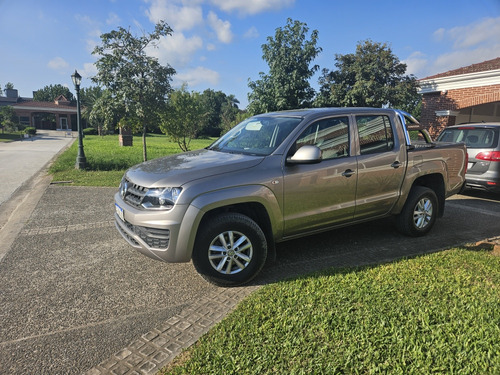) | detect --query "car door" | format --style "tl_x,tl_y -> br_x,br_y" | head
283,116 -> 357,237
353,114 -> 406,219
